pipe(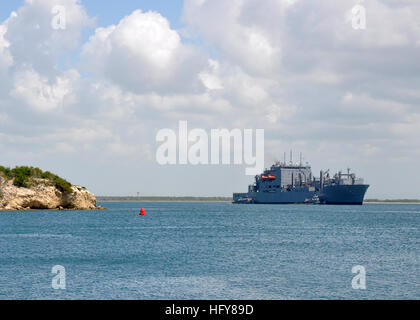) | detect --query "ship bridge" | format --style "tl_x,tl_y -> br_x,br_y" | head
254,161 -> 313,193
